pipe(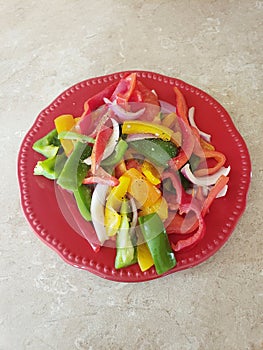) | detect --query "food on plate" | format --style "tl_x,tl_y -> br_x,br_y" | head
32,72 -> 230,275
